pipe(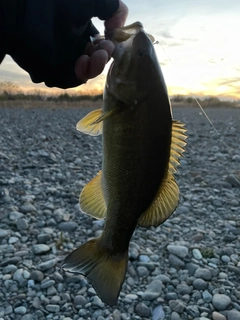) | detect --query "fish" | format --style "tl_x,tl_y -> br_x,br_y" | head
62,21 -> 187,305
